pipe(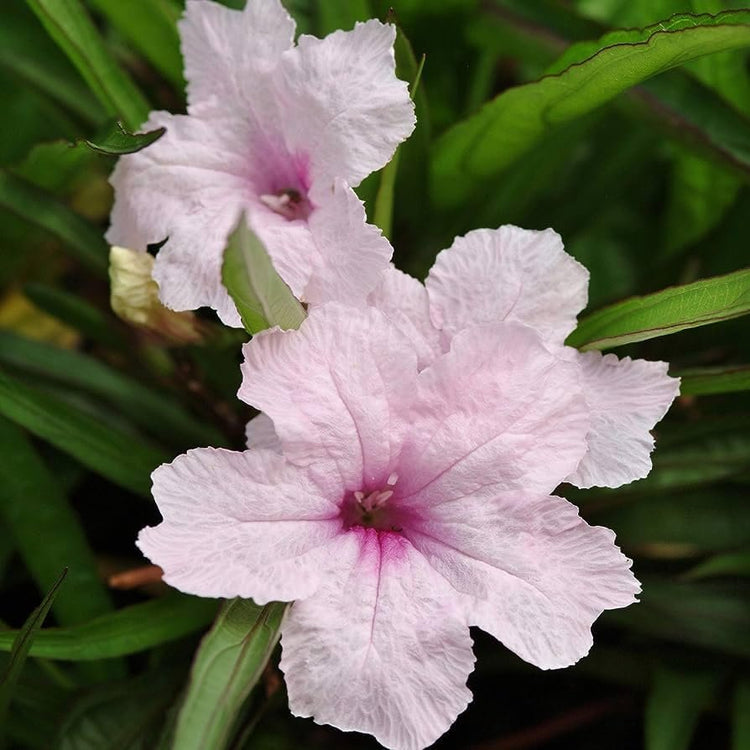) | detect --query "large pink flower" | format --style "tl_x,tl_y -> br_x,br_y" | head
368,225 -> 681,489
140,304 -> 640,750
106,0 -> 413,325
